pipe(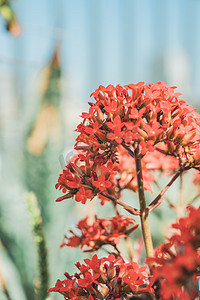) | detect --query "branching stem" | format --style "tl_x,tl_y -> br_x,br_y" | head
121,142 -> 135,158
147,167 -> 190,213
134,146 -> 154,259
100,192 -> 140,215
154,180 -> 176,209
188,193 -> 200,205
